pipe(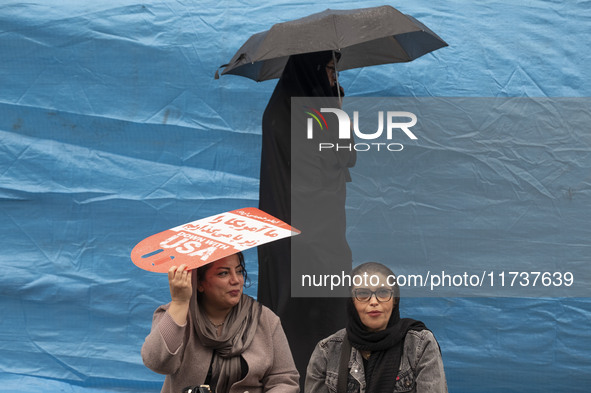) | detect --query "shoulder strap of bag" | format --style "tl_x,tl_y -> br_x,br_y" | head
337,334 -> 352,393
